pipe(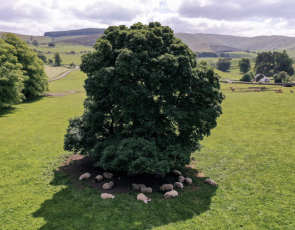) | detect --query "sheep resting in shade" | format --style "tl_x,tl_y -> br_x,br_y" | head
172,170 -> 181,176
184,178 -> 192,185
164,190 -> 178,198
137,193 -> 151,203
160,184 -> 173,192
178,176 -> 185,183
153,172 -> 165,178
132,183 -> 146,191
101,193 -> 115,199
103,181 -> 114,190
140,187 -> 153,193
79,173 -> 91,180
95,175 -> 104,182
174,182 -> 184,189
205,179 -> 218,186
103,172 -> 114,179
